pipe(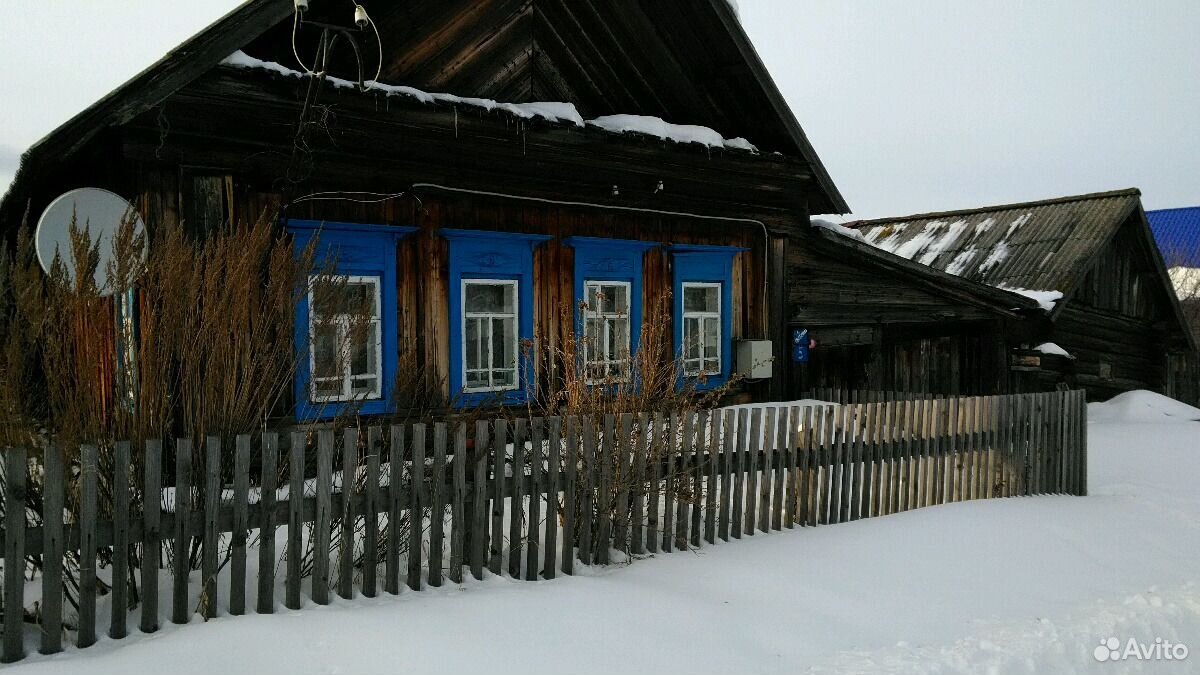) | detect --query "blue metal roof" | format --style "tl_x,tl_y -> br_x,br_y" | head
1147,207 -> 1200,267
